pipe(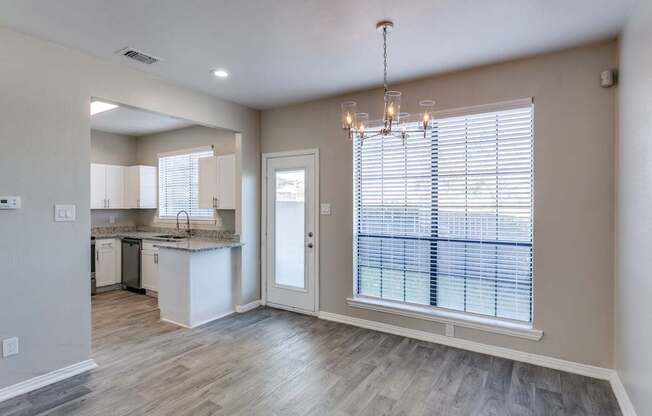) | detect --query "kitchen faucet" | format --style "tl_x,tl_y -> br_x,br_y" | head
176,210 -> 191,237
